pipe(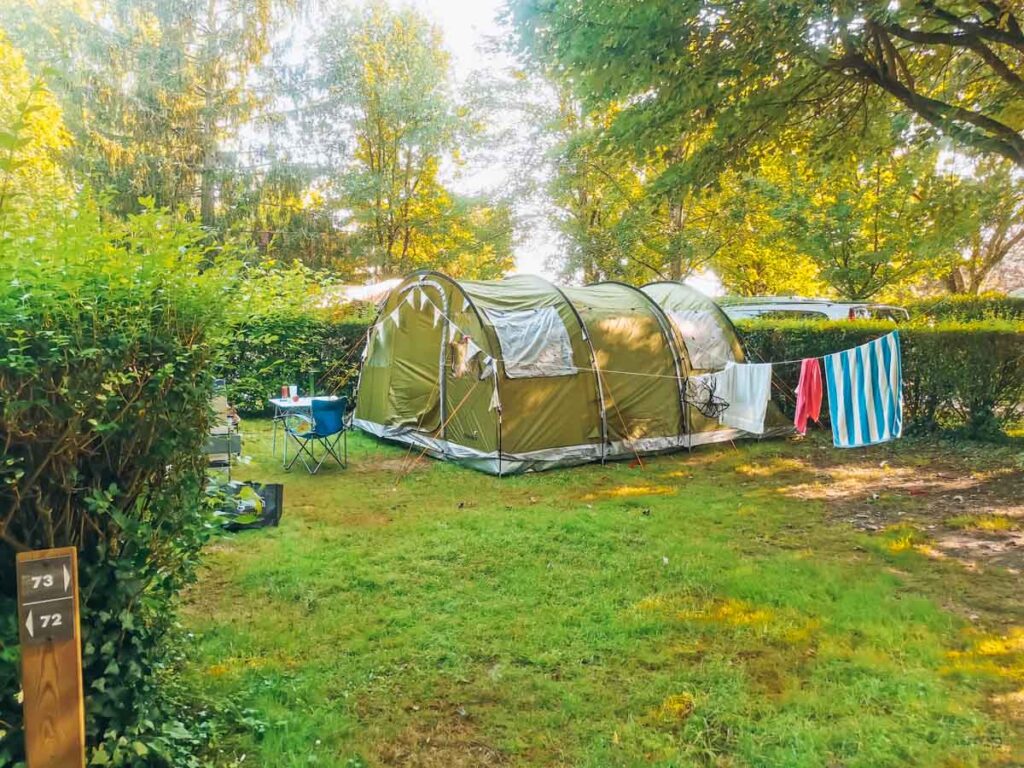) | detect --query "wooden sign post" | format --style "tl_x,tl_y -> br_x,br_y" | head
16,547 -> 86,768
